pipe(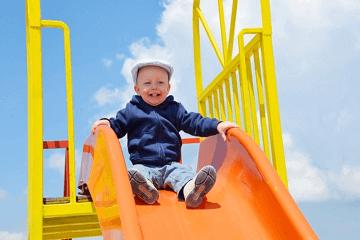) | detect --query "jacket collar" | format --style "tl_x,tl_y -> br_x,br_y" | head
130,95 -> 174,109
